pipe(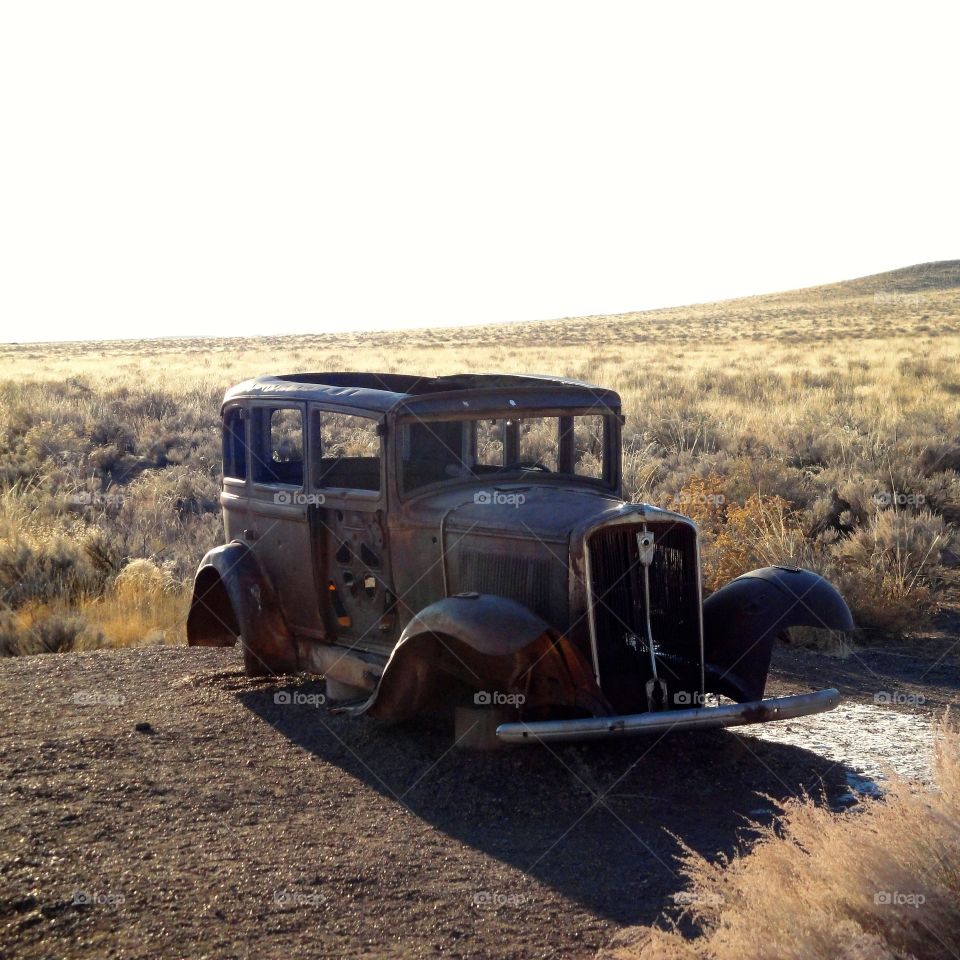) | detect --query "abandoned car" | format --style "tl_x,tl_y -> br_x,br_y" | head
187,372 -> 853,743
